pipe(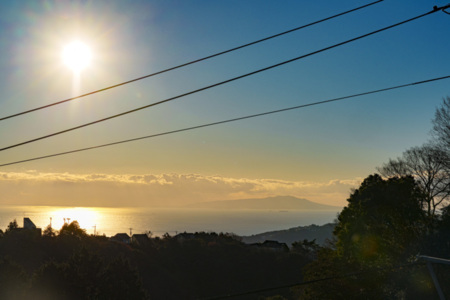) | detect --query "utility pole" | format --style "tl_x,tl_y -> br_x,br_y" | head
129,227 -> 133,236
